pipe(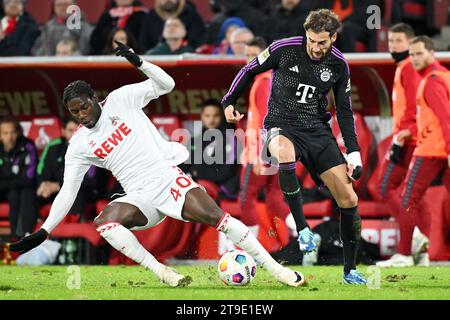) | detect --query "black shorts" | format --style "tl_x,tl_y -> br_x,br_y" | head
262,125 -> 346,185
